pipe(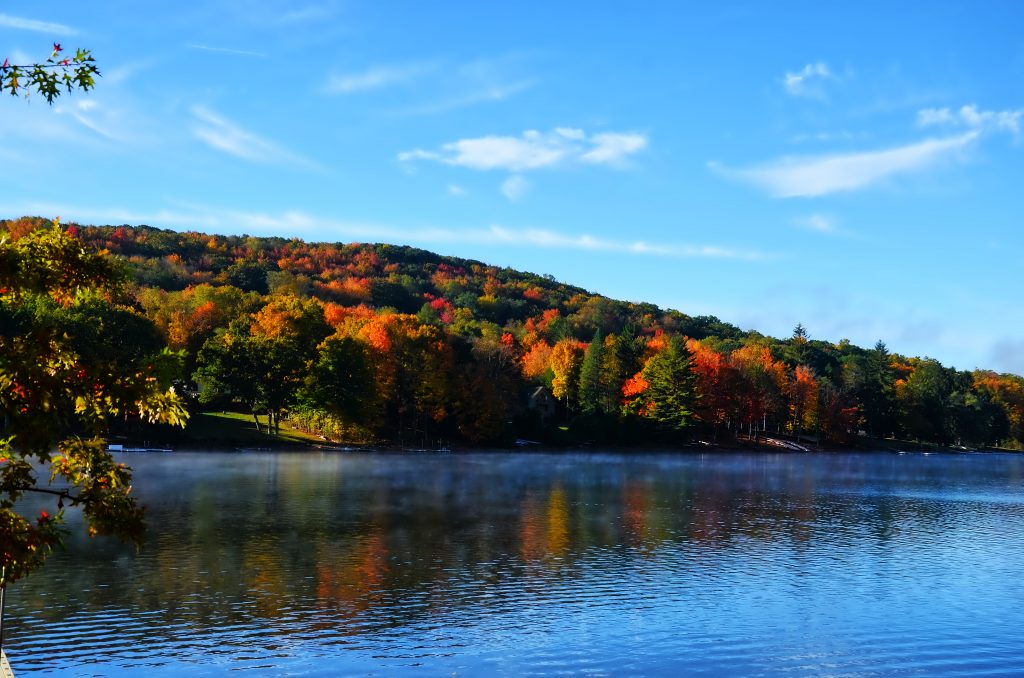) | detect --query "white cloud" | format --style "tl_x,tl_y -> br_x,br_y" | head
0,13 -> 77,34
19,97 -> 147,148
553,127 -> 586,141
191,106 -> 315,167
447,184 -> 467,196
436,130 -> 570,170
917,104 -> 1023,135
103,60 -> 155,85
279,4 -> 338,23
501,175 -> 529,201
9,49 -> 32,66
400,128 -> 648,172
476,225 -> 764,260
0,201 -> 766,261
783,61 -> 833,98
66,104 -> 120,141
3,100 -> 96,146
186,44 -> 267,58
797,214 -> 838,233
323,62 -> 434,94
916,108 -> 955,127
580,132 -> 649,165
397,79 -> 535,116
385,54 -> 539,115
714,132 -> 978,198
